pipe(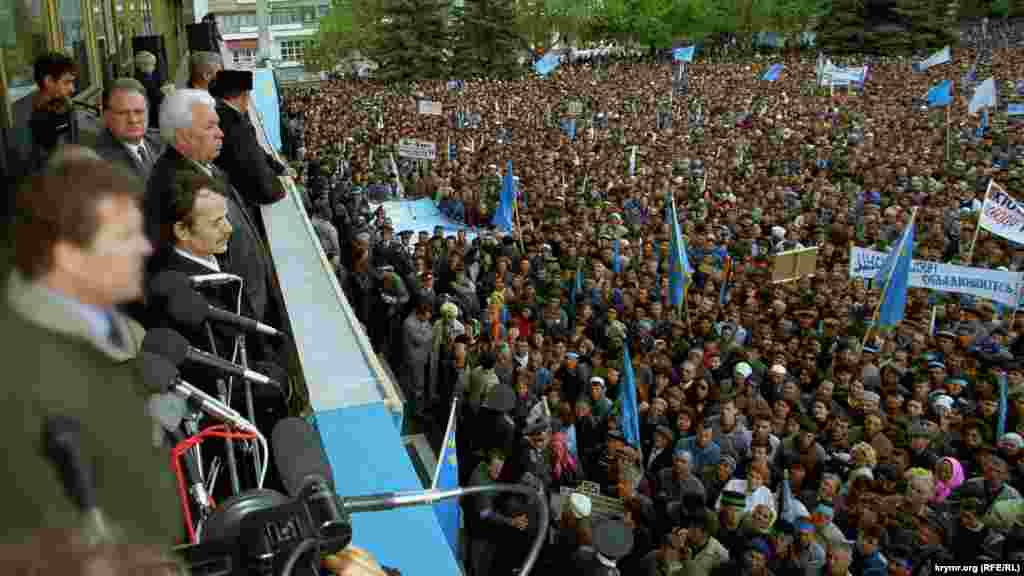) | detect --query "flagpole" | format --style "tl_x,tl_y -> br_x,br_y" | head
431,397 -> 458,490
862,206 -> 919,349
